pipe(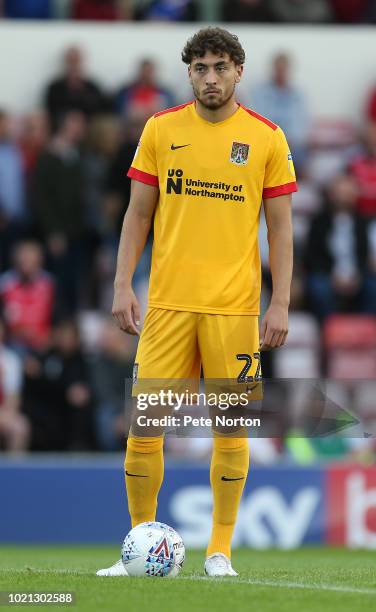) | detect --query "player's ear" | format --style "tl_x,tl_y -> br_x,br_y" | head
235,64 -> 243,83
188,65 -> 192,83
